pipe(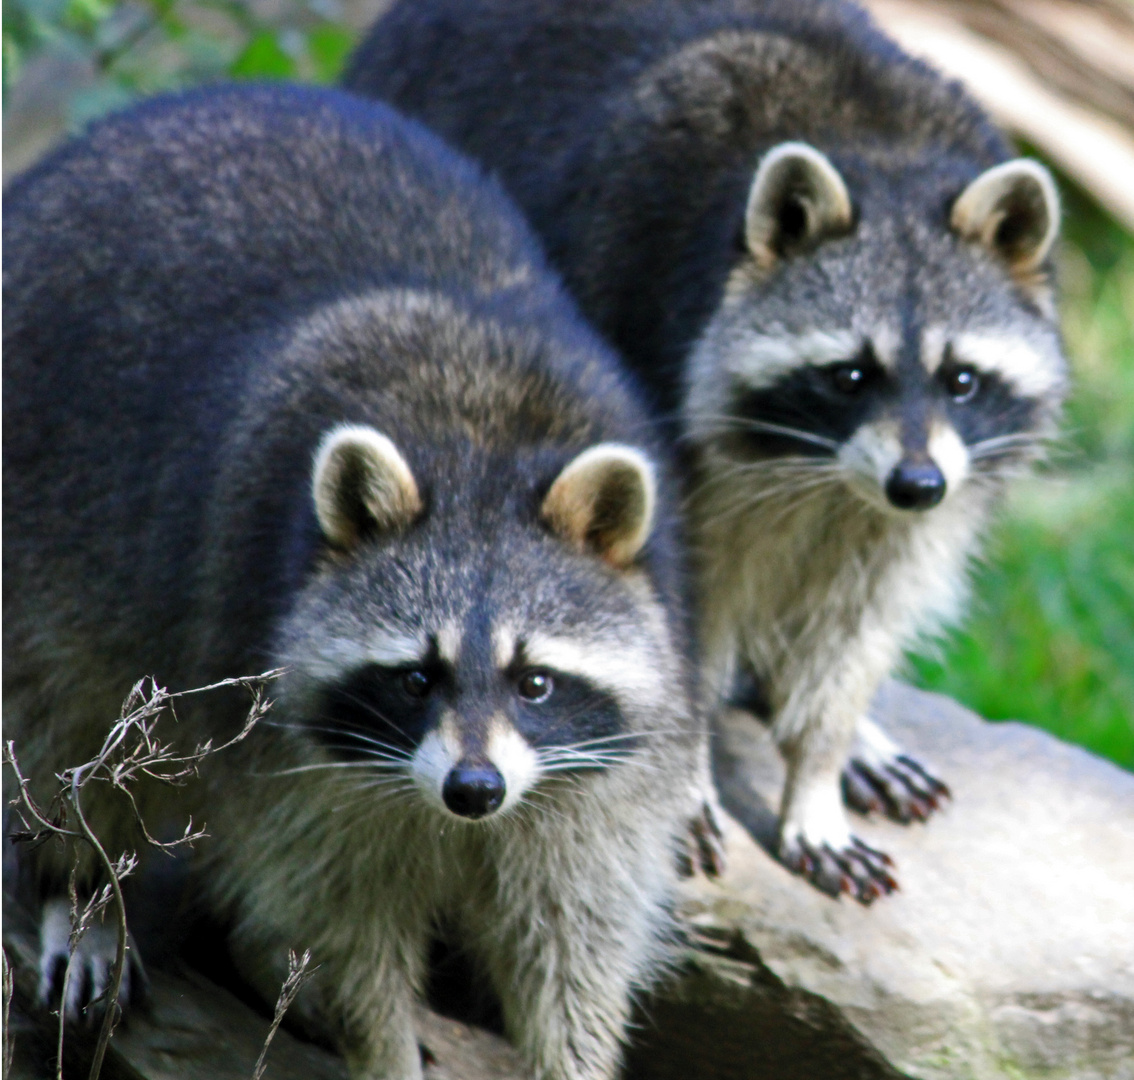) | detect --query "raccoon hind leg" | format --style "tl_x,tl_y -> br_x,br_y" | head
842,715 -> 951,824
